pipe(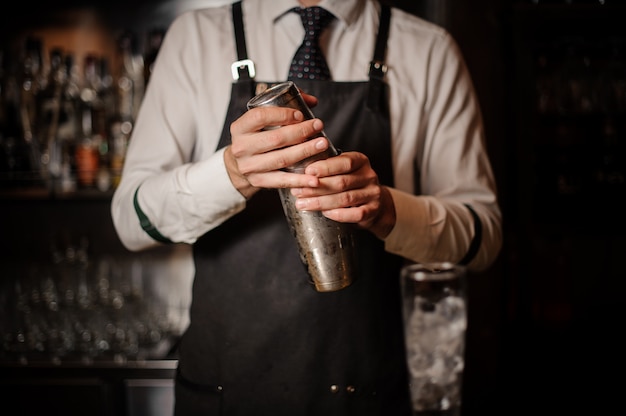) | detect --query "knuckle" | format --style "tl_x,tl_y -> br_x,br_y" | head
250,108 -> 267,125
274,155 -> 291,170
230,142 -> 245,158
301,123 -> 317,140
263,130 -> 284,149
339,191 -> 356,207
370,184 -> 382,200
338,176 -> 350,191
238,161 -> 253,176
